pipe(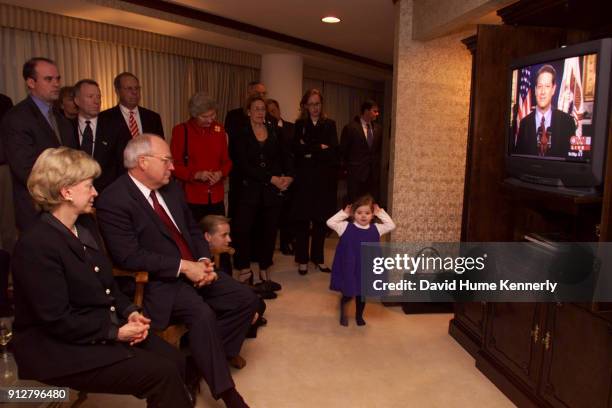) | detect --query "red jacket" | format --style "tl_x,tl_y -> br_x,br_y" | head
170,119 -> 232,204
